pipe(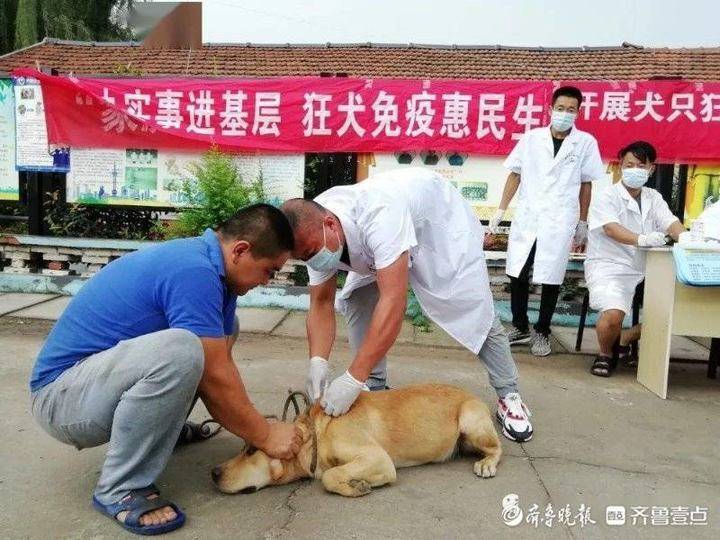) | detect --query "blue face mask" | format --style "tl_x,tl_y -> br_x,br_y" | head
306,222 -> 342,273
550,110 -> 576,132
622,167 -> 650,189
